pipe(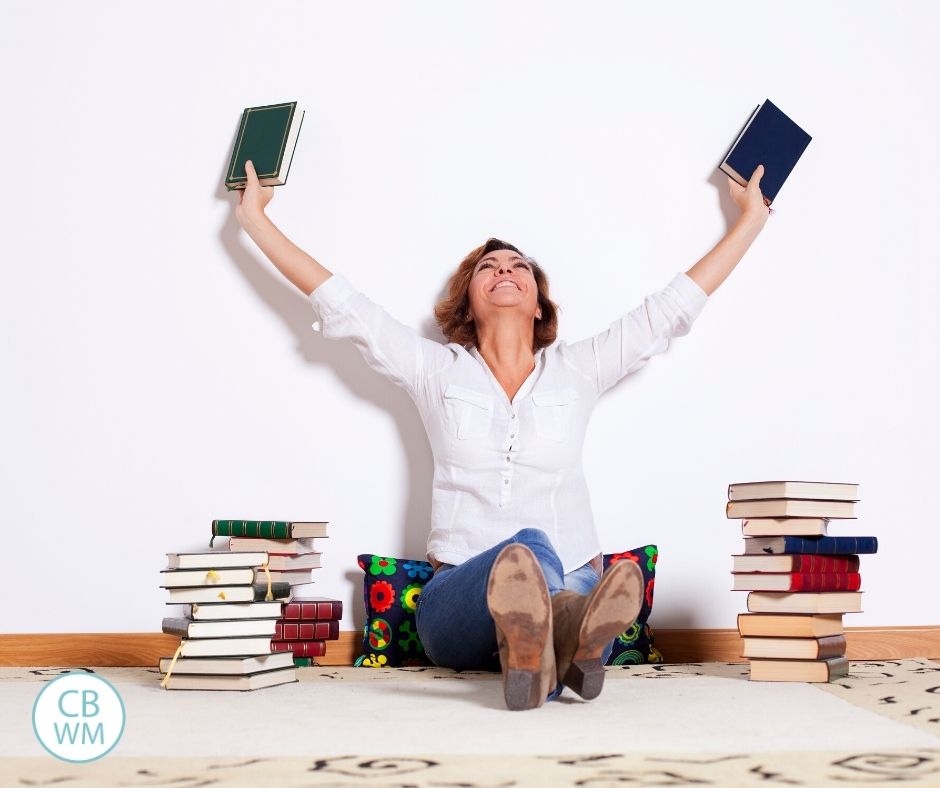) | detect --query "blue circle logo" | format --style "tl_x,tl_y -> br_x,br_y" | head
32,673 -> 126,762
